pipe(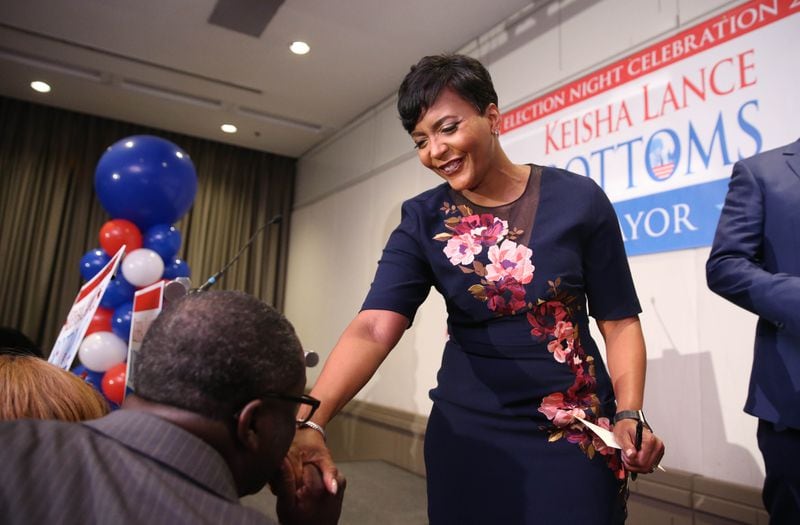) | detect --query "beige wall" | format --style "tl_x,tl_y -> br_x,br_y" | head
285,0 -> 770,488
